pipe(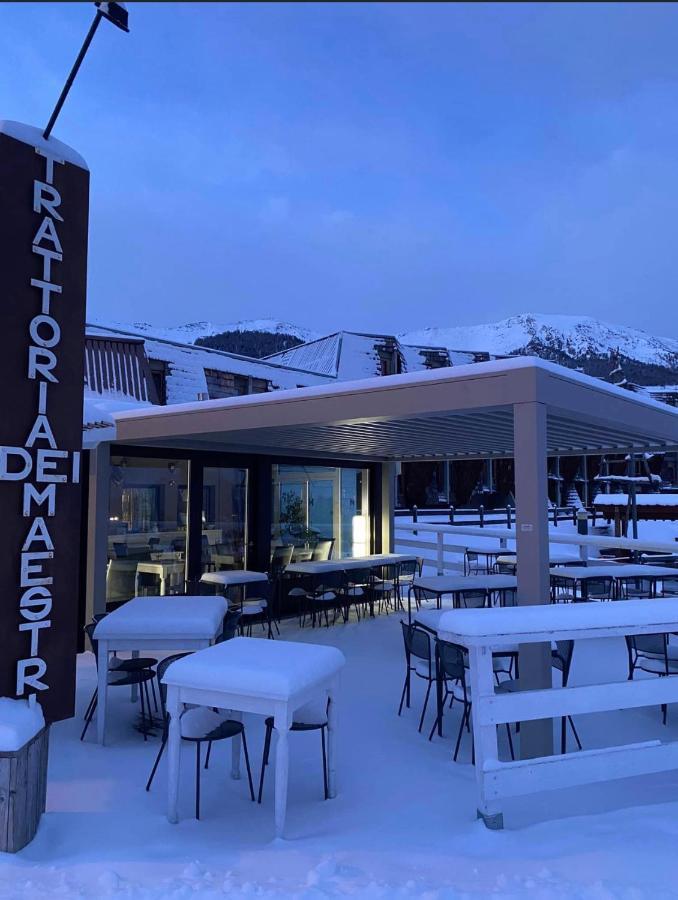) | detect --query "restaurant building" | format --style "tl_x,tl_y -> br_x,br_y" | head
80,353 -> 678,635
